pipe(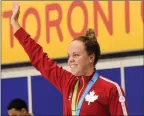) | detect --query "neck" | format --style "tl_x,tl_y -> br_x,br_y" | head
84,67 -> 95,76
